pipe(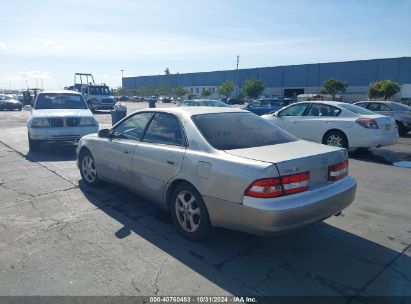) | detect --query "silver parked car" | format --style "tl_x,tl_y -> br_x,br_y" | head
76,107 -> 357,240
354,101 -> 411,136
